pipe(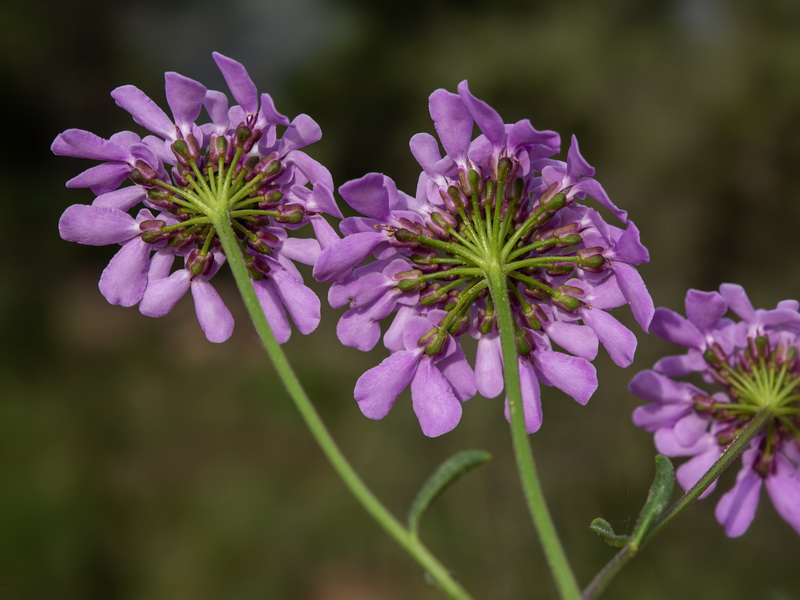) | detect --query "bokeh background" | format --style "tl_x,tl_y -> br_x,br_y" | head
3,0 -> 800,598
